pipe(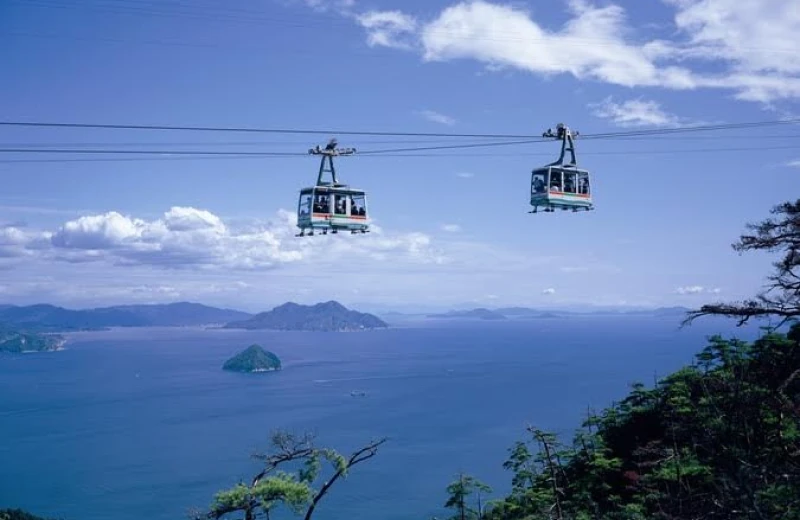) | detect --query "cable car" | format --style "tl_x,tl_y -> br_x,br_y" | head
296,139 -> 370,237
530,123 -> 594,213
